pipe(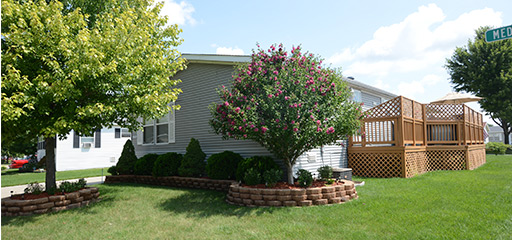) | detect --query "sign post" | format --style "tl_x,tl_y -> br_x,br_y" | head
485,24 -> 512,43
